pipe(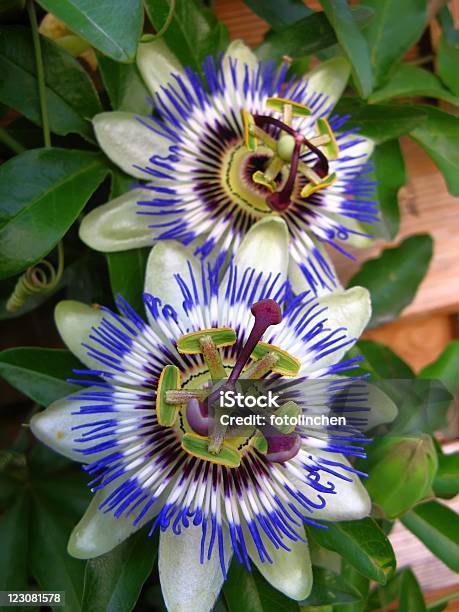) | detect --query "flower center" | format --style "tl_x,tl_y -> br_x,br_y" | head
240,97 -> 339,212
156,300 -> 303,467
